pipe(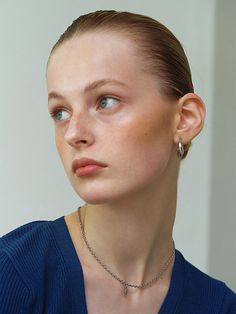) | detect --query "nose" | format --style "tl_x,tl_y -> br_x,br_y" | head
64,113 -> 95,148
